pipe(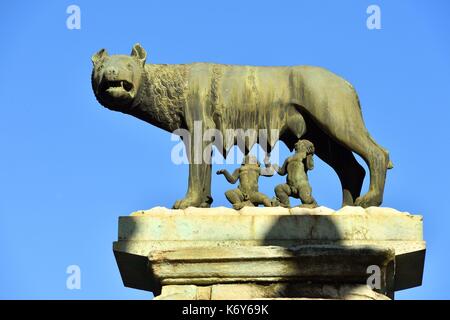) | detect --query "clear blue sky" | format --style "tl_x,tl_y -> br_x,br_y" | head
0,0 -> 449,299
